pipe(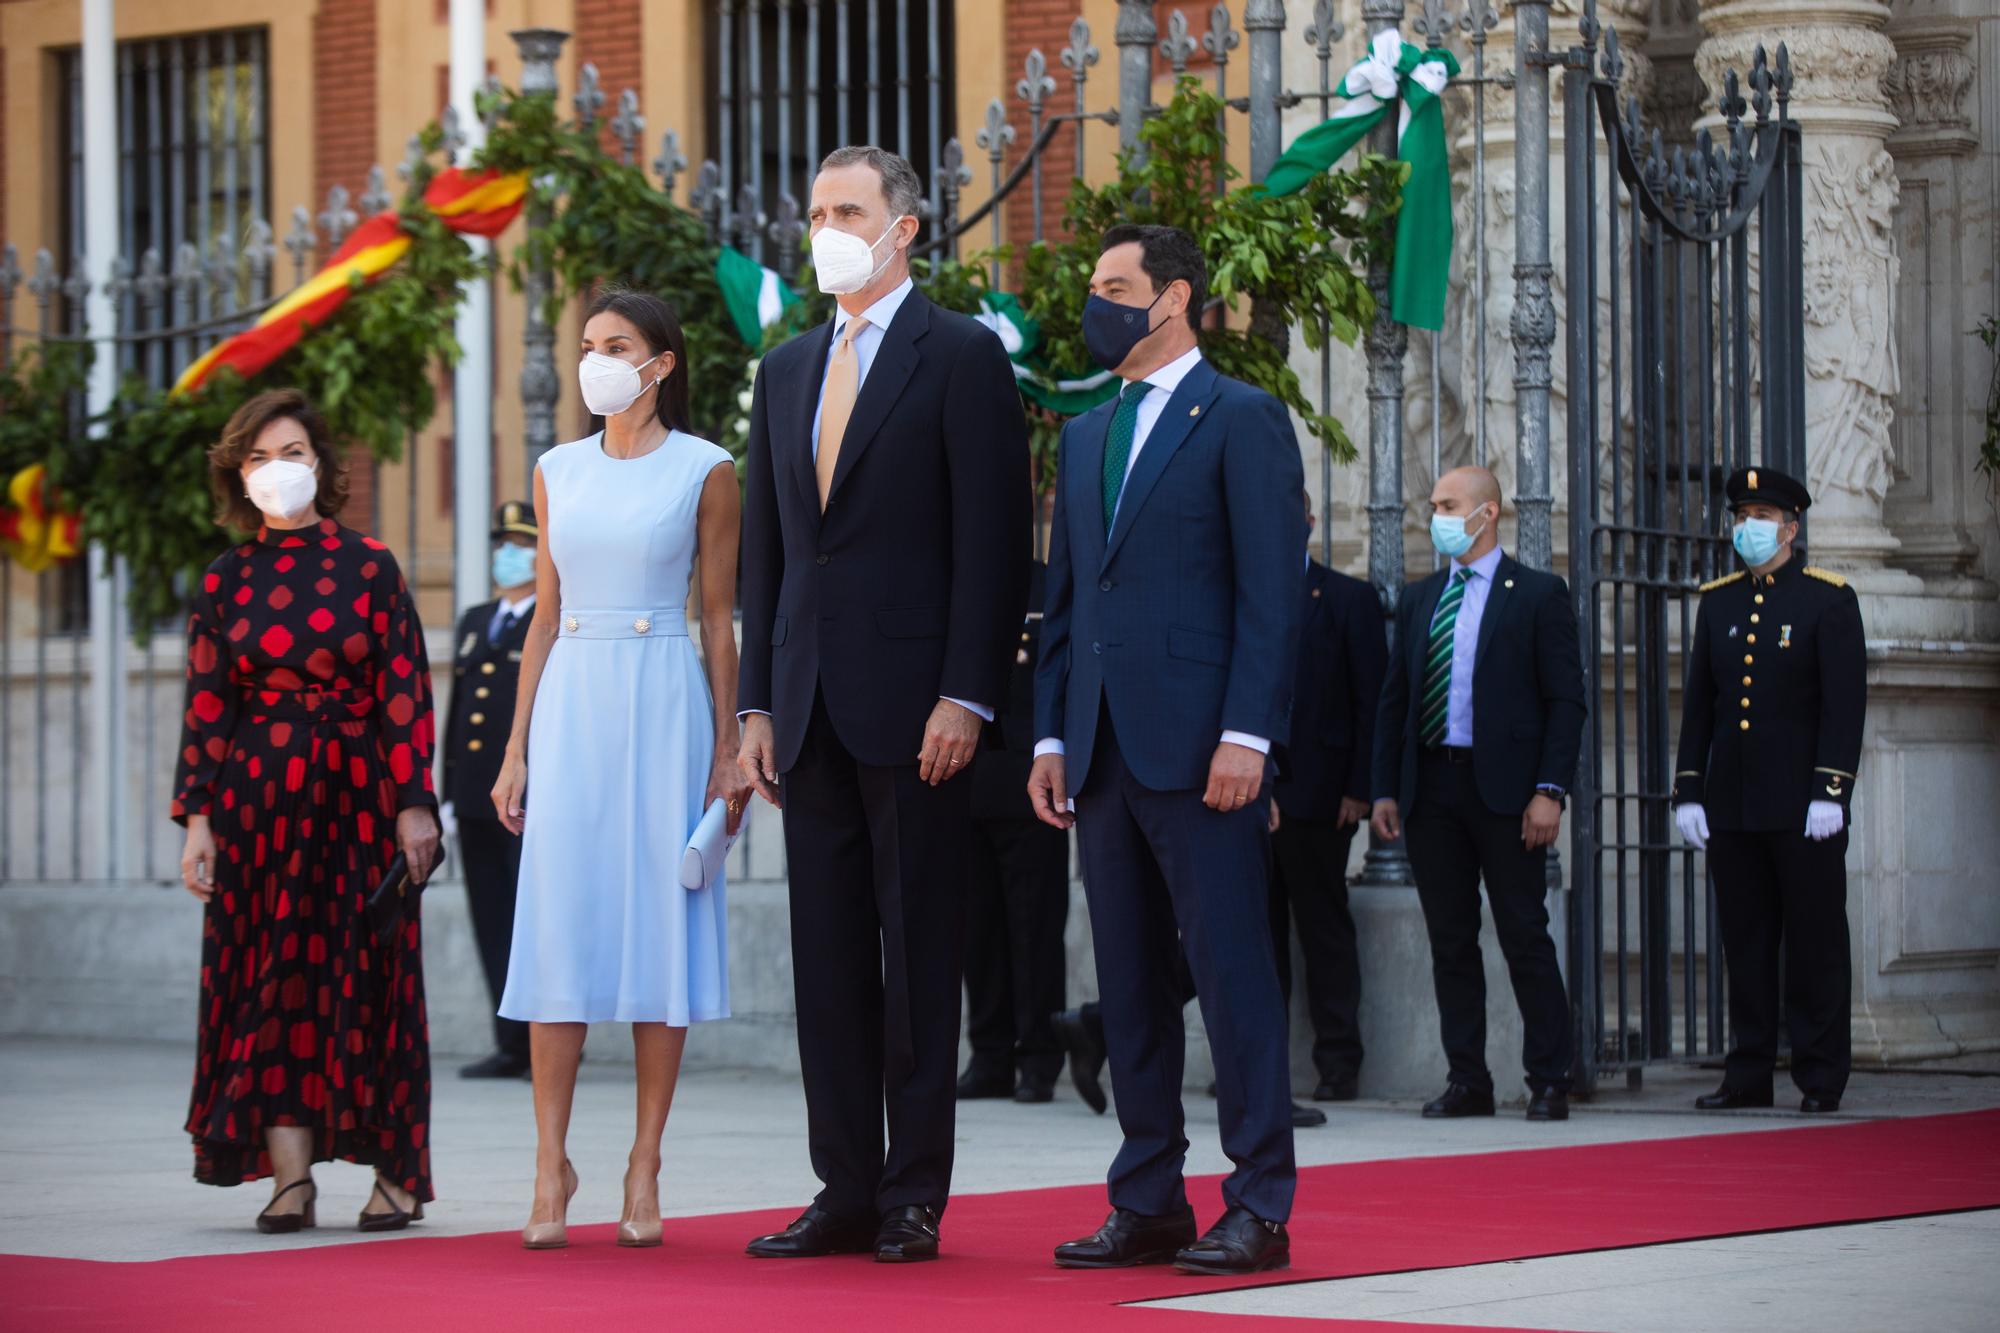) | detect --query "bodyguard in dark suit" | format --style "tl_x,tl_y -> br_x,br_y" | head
1673,466 -> 1865,1114
1370,466 -> 1586,1122
1270,491 -> 1388,1104
738,146 -> 1029,1263
1031,224 -> 1305,1276
959,561 -> 1071,1105
442,500 -> 539,1080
